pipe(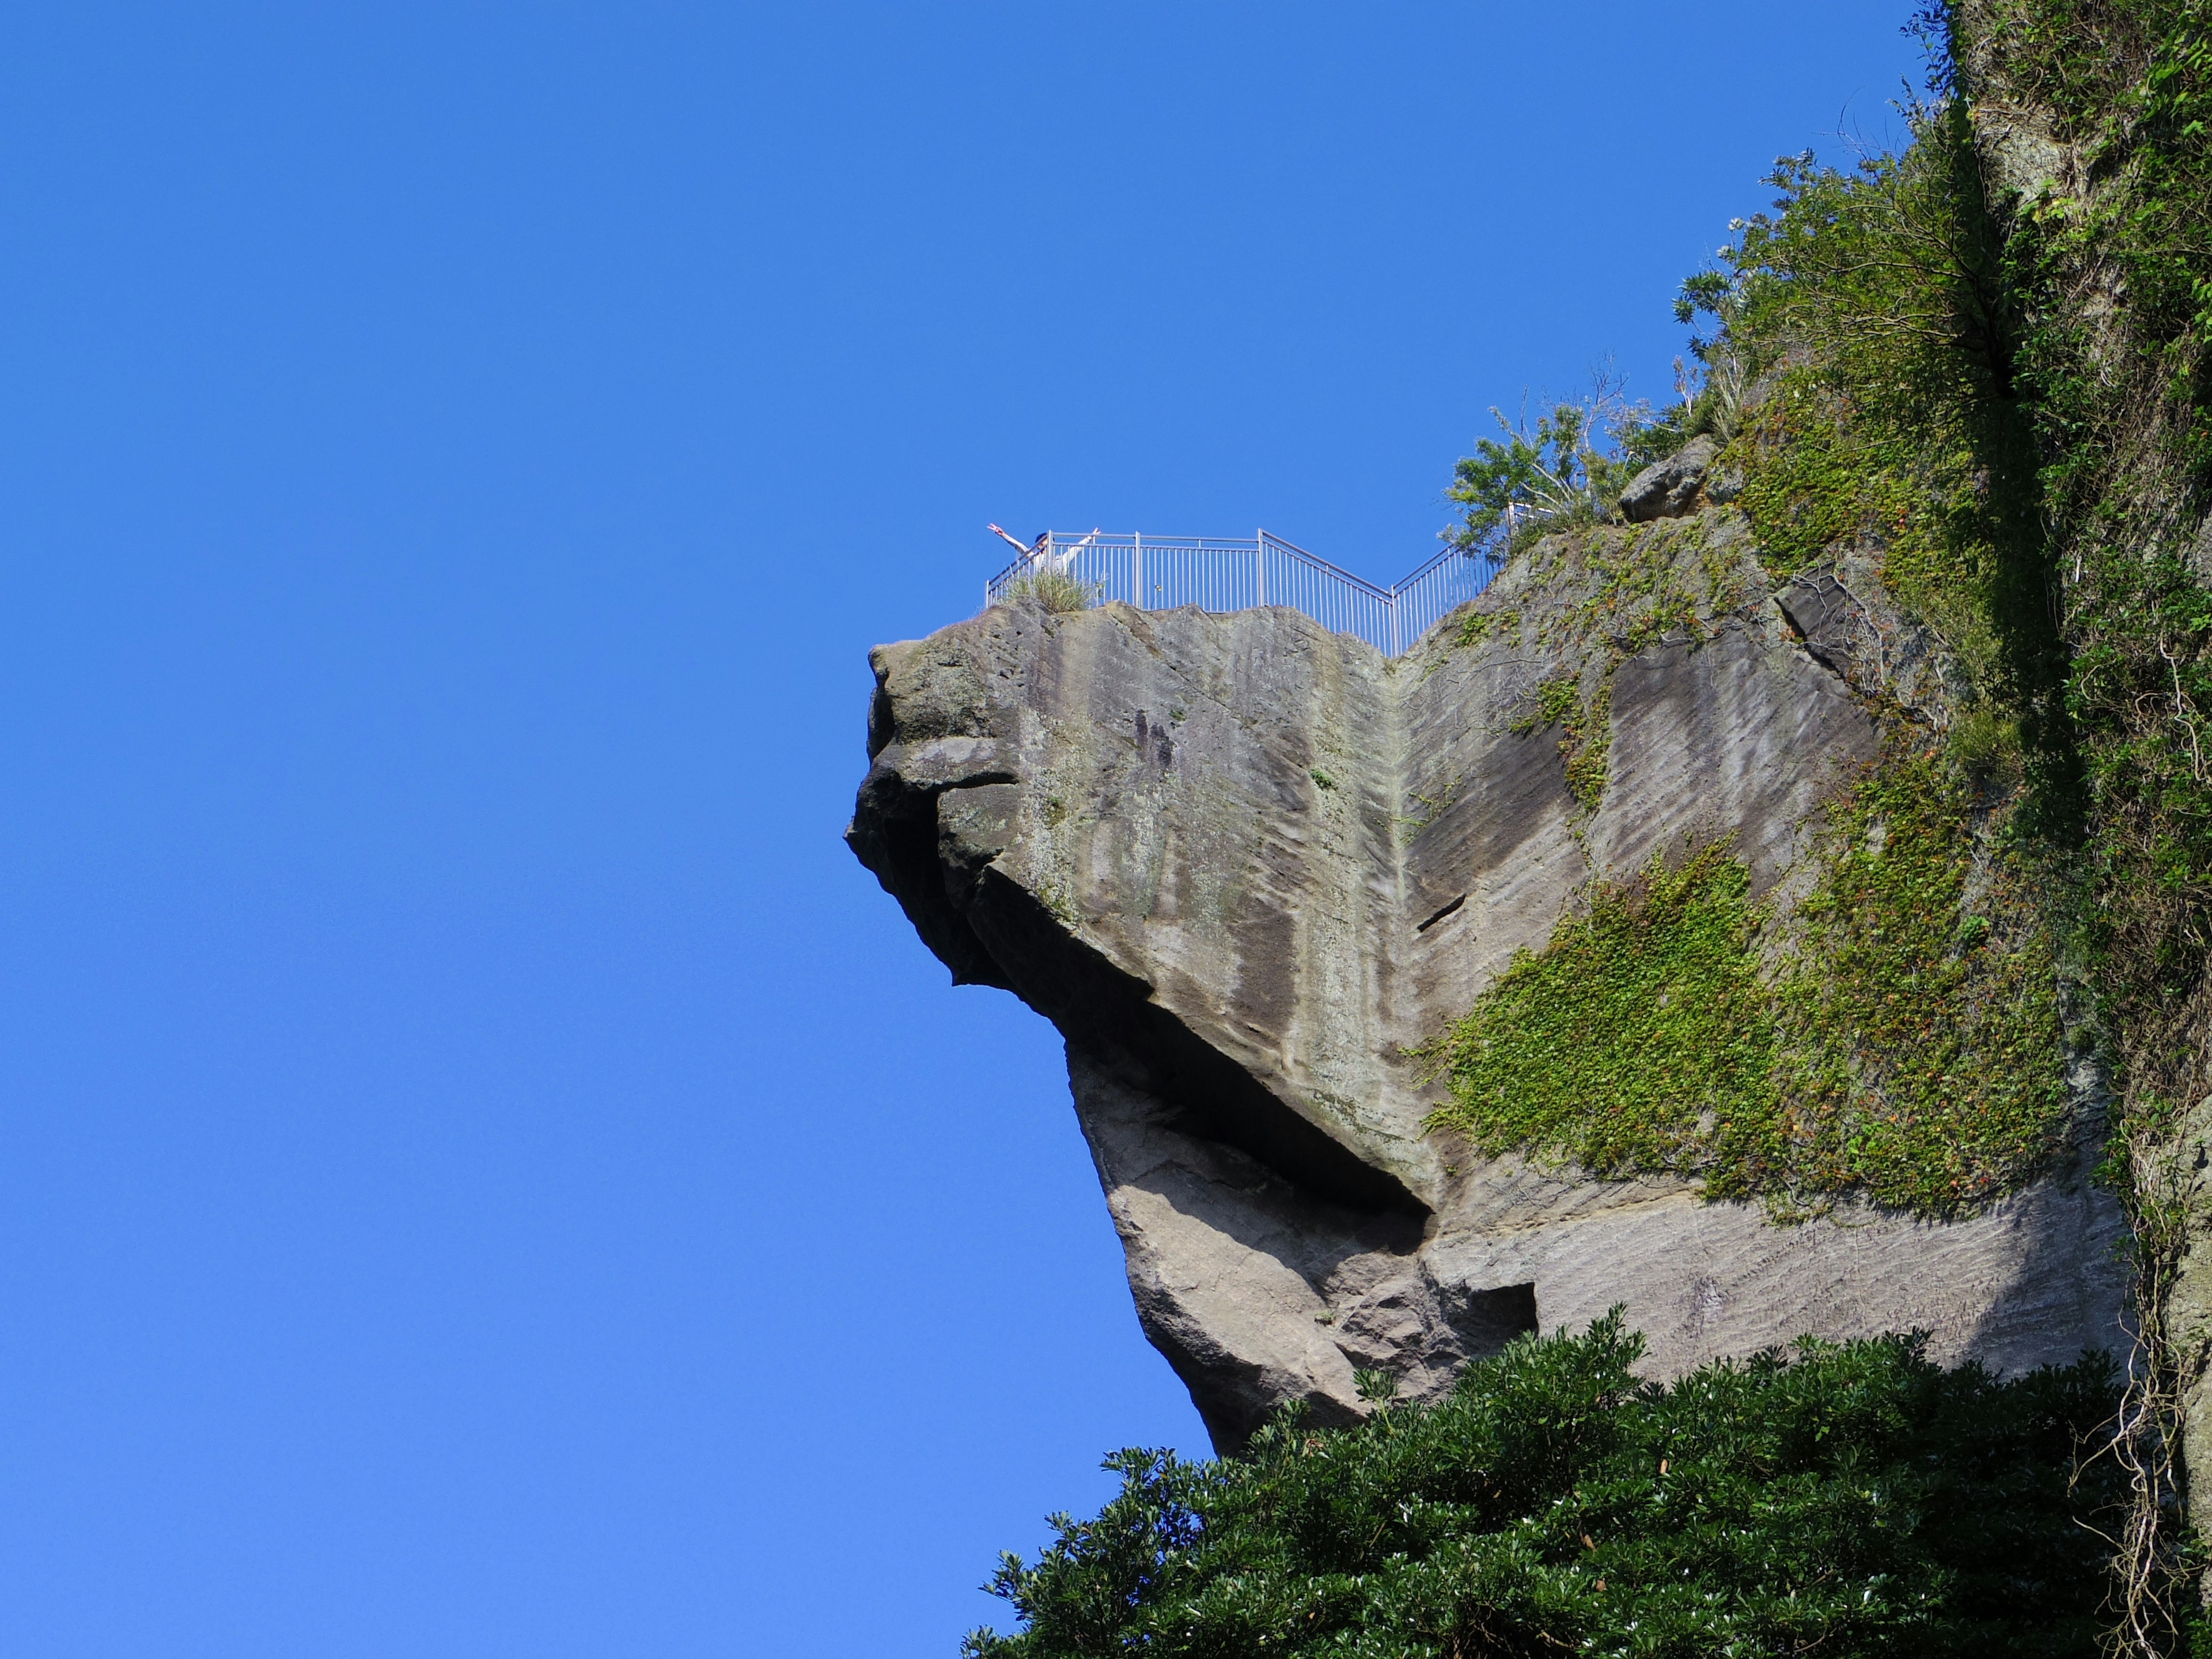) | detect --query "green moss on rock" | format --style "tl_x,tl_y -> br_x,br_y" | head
1510,673 -> 1613,813
1747,748 -> 2071,1214
1423,749 -> 2071,1219
1418,843 -> 1776,1181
